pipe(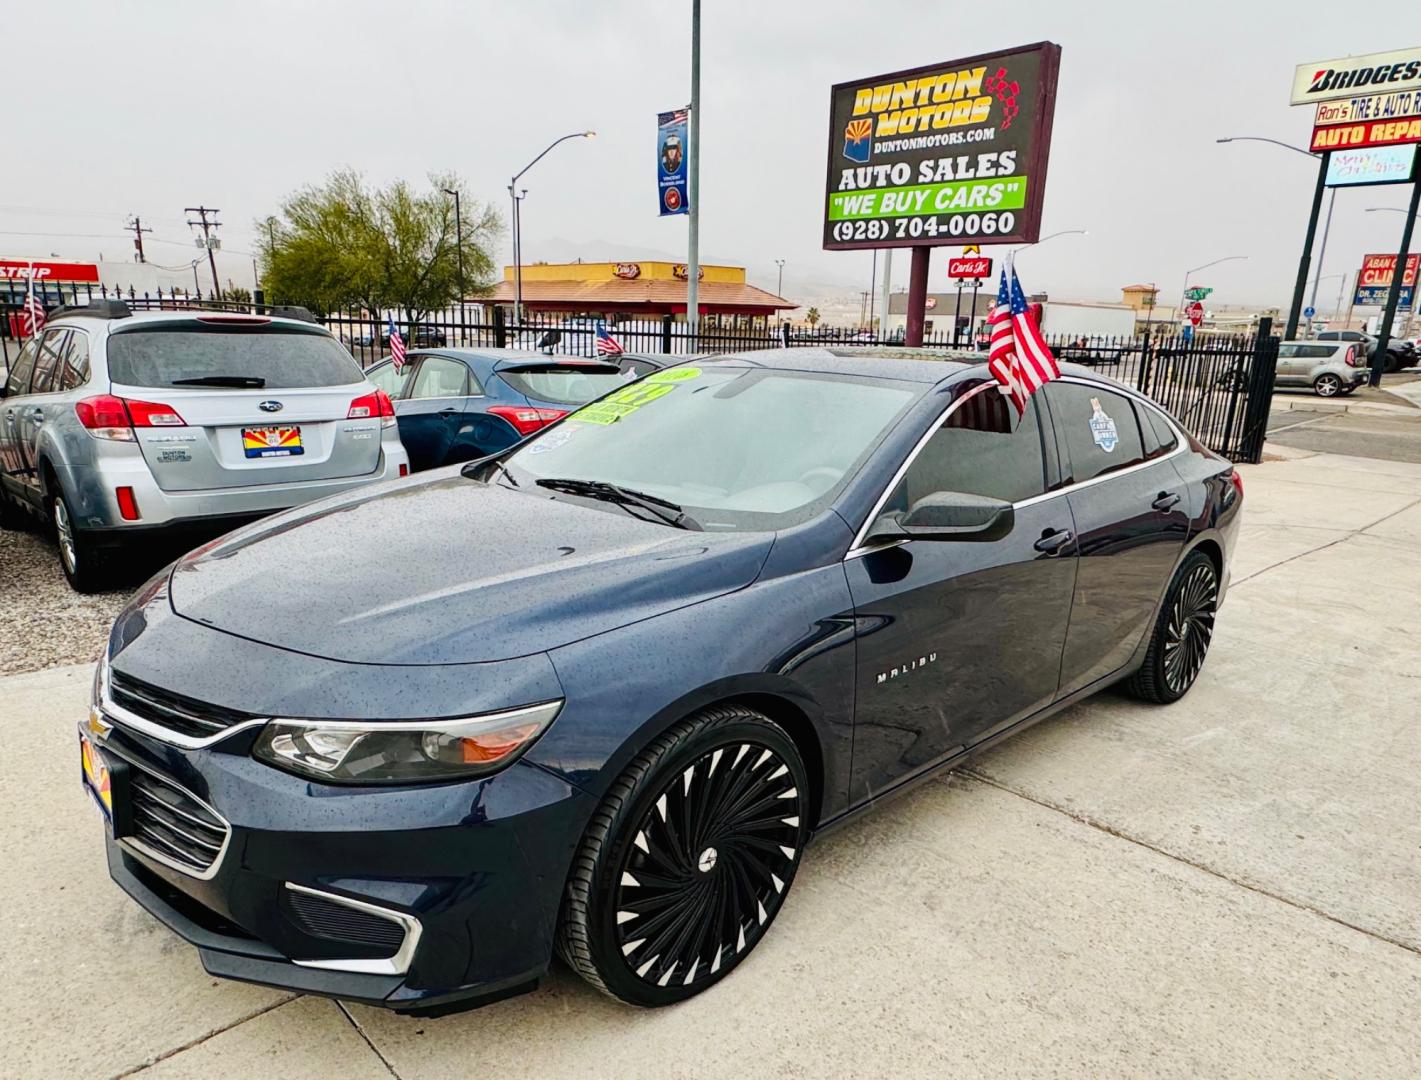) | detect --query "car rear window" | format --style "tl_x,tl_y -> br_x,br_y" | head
498,365 -> 627,405
107,325 -> 365,389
